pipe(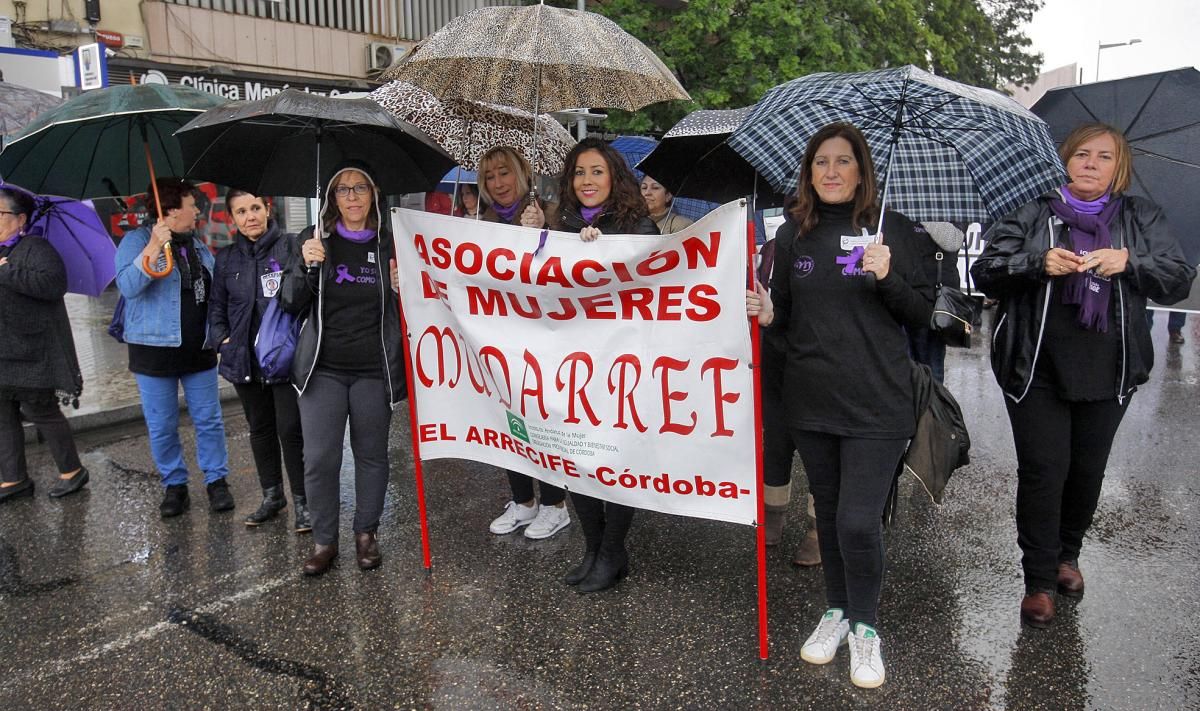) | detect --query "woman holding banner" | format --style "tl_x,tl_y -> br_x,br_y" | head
476,146 -> 572,541
281,161 -> 405,577
522,138 -> 658,592
754,123 -> 933,688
